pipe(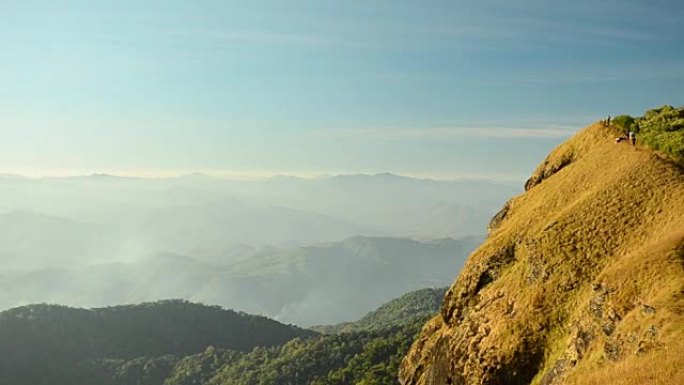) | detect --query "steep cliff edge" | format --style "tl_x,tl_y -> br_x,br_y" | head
400,122 -> 684,385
